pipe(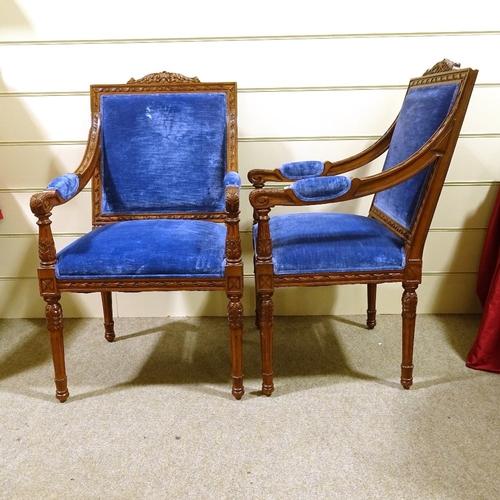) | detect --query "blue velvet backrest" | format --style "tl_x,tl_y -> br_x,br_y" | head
100,92 -> 228,214
372,82 -> 459,229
